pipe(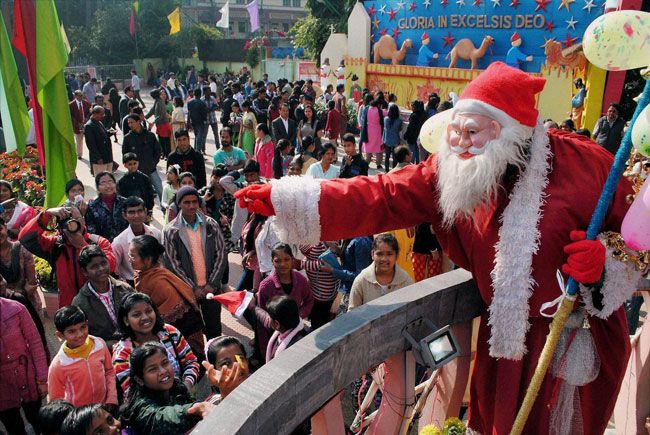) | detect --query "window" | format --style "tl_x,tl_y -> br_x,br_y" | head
283,23 -> 290,32
238,21 -> 247,34
283,0 -> 291,6
236,0 -> 246,4
292,0 -> 301,7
